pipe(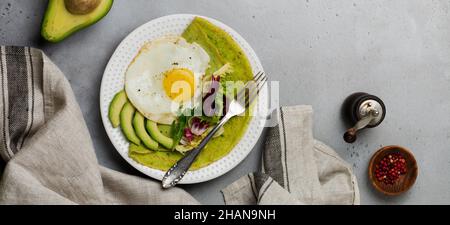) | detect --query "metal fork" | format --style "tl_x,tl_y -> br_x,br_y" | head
161,71 -> 267,188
